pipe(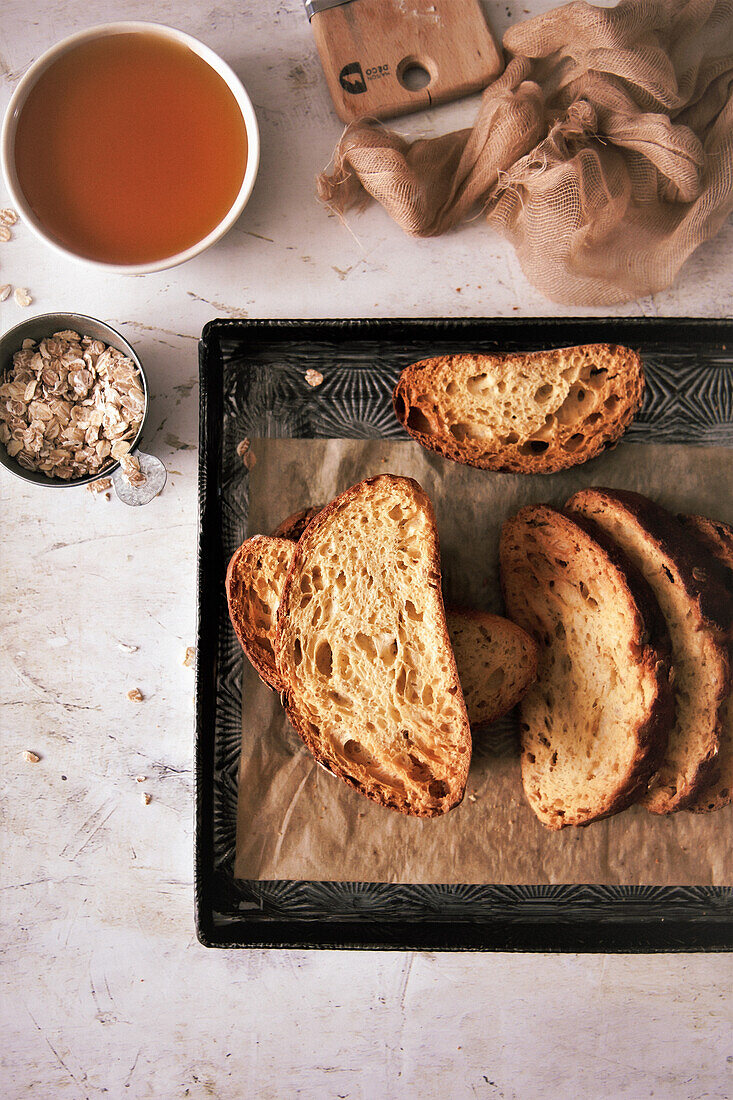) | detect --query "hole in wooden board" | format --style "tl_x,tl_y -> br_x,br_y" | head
397,56 -> 432,91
